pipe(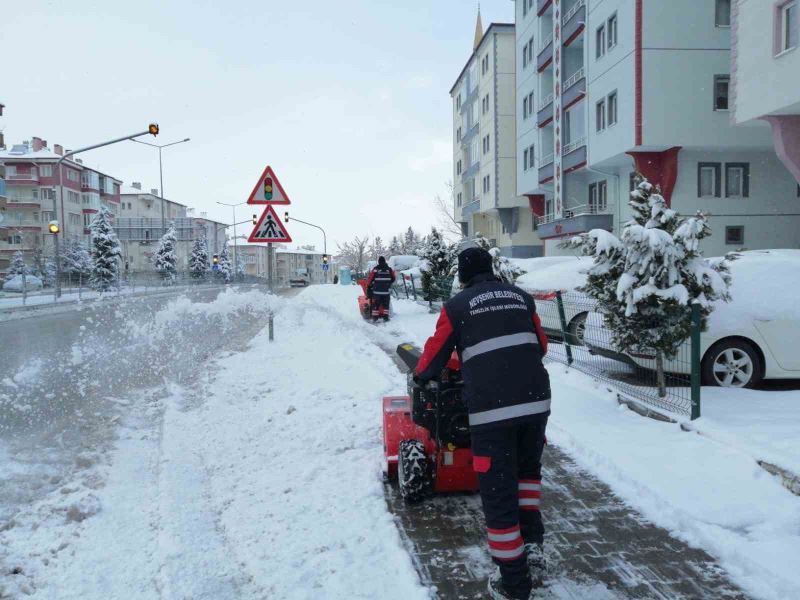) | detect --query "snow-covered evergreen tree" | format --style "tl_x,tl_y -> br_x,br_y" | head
402,227 -> 420,255
388,236 -> 403,256
218,239 -> 232,283
417,227 -> 456,300
472,233 -> 525,285
62,240 -> 92,284
562,177 -> 732,396
89,207 -> 122,291
154,224 -> 179,283
5,251 -> 27,281
370,236 -> 388,262
189,236 -> 210,279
